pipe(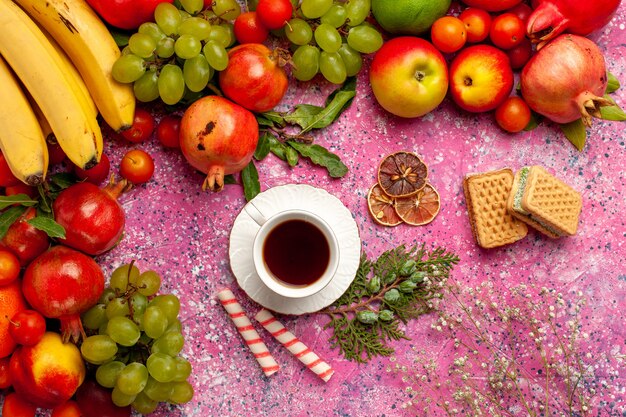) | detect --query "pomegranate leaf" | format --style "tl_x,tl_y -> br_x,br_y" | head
285,146 -> 299,167
254,132 -> 272,161
257,111 -> 285,128
283,78 -> 356,133
26,216 -> 65,239
558,119 -> 587,151
606,71 -> 620,94
0,206 -> 26,239
0,194 -> 37,209
224,175 -> 237,185
599,95 -> 626,121
286,141 -> 348,178
241,161 -> 260,202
